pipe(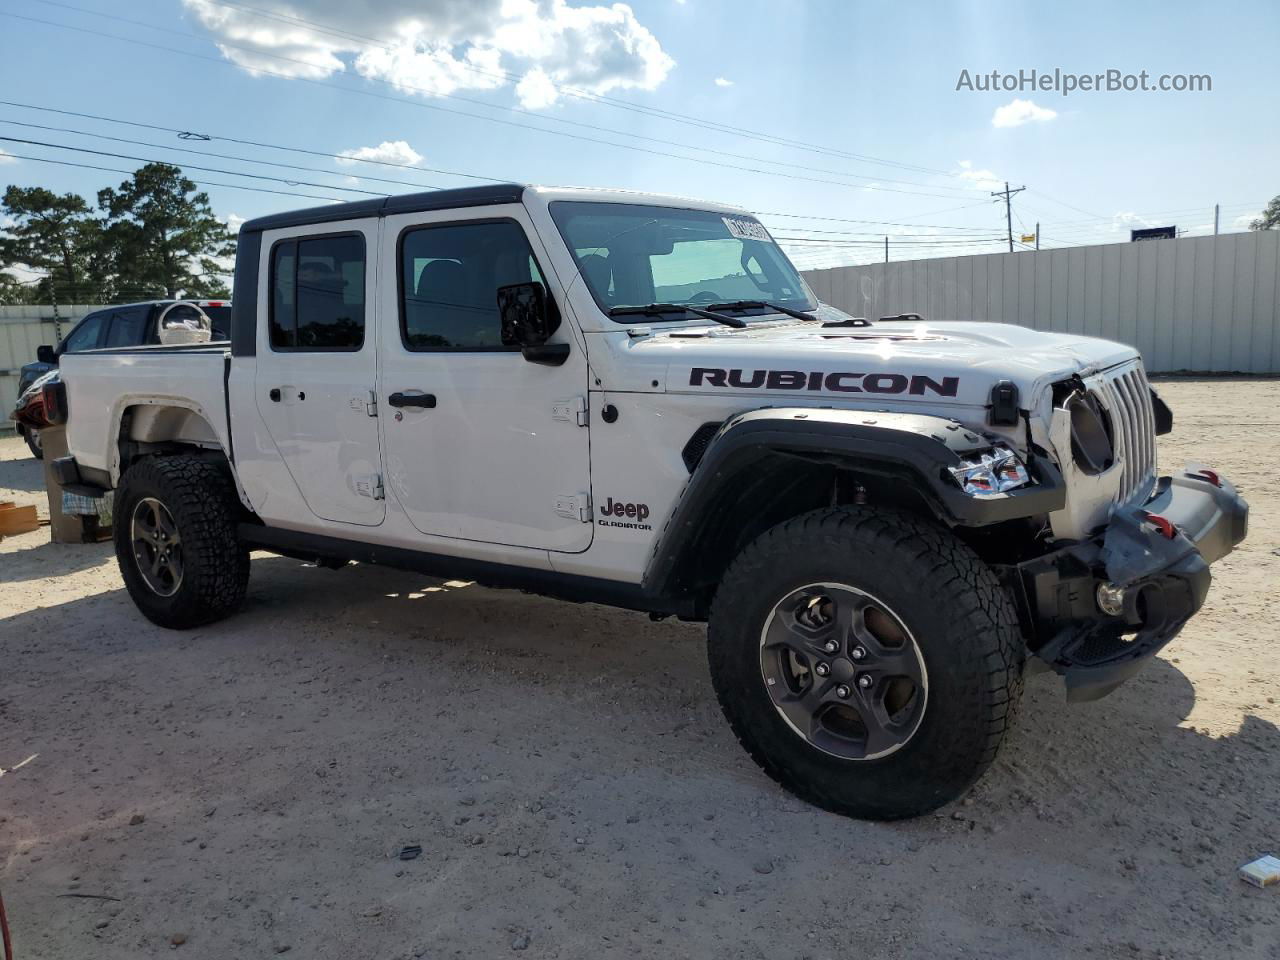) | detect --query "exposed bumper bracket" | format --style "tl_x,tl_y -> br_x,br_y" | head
1011,465 -> 1247,701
